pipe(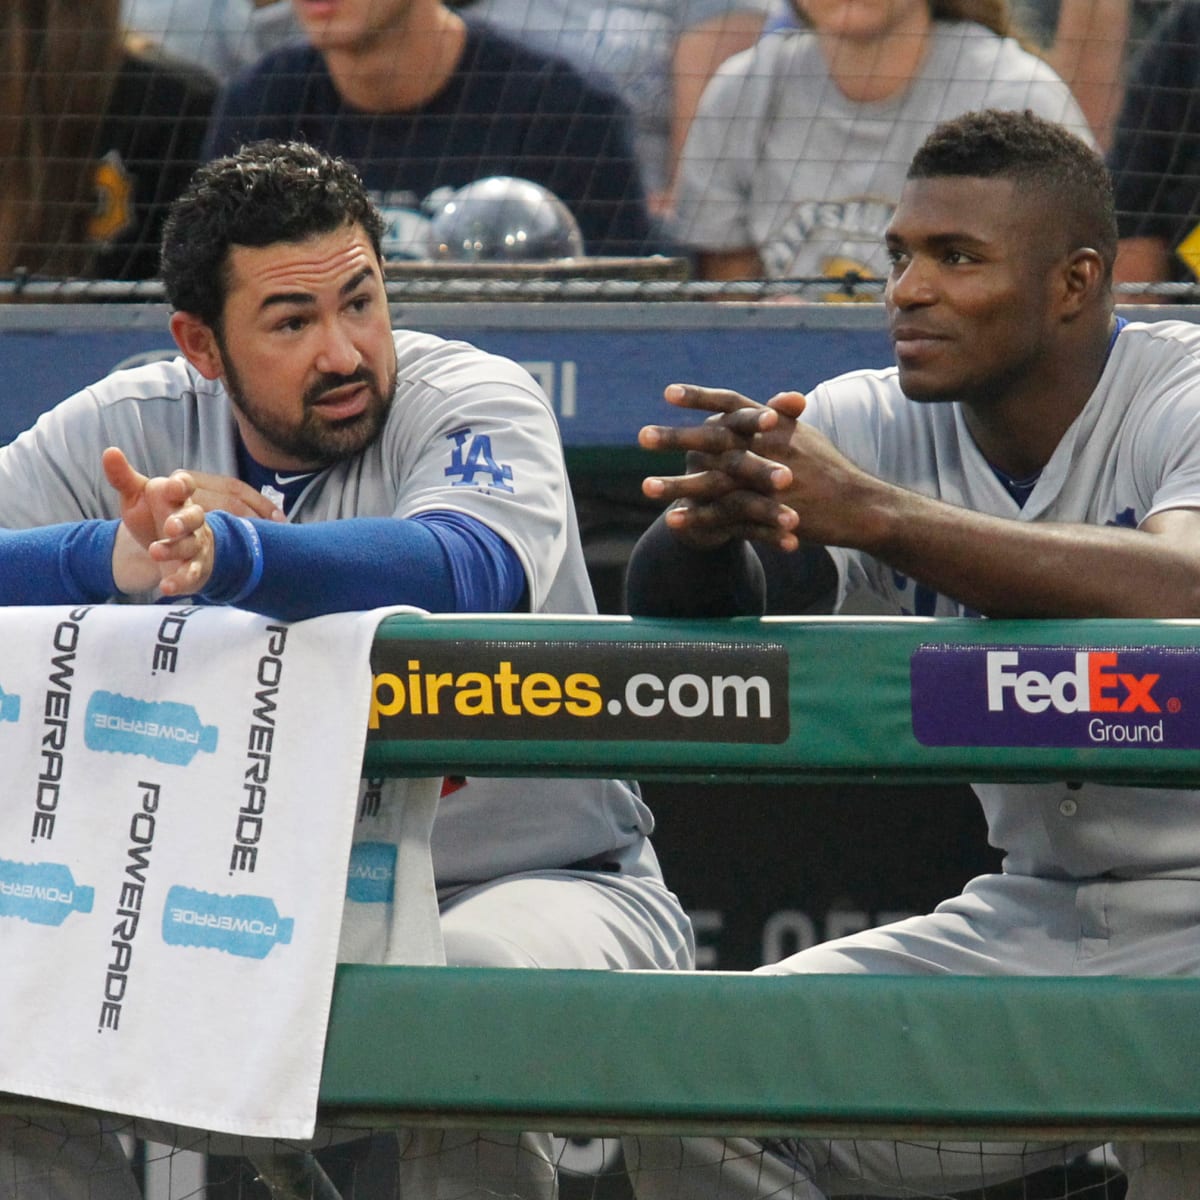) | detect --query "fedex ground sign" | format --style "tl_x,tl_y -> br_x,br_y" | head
910,645 -> 1196,748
